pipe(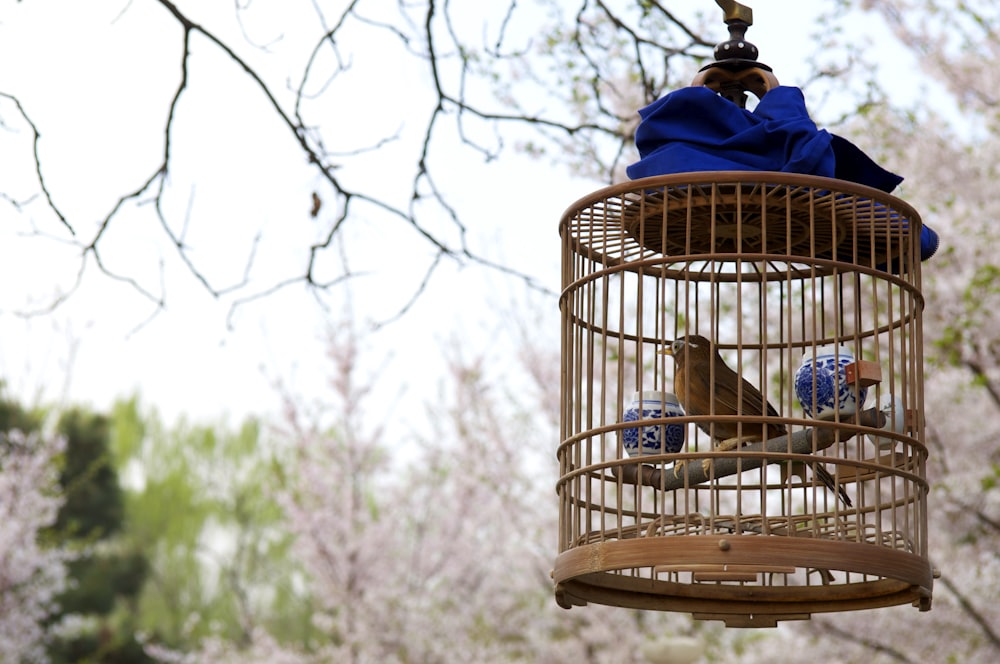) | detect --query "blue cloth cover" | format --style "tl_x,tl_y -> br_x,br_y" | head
627,86 -> 939,264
